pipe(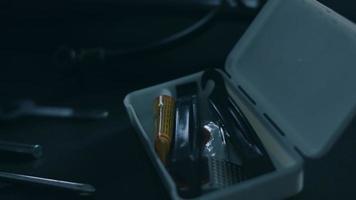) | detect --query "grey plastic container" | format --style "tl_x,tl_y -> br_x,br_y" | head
124,0 -> 356,199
